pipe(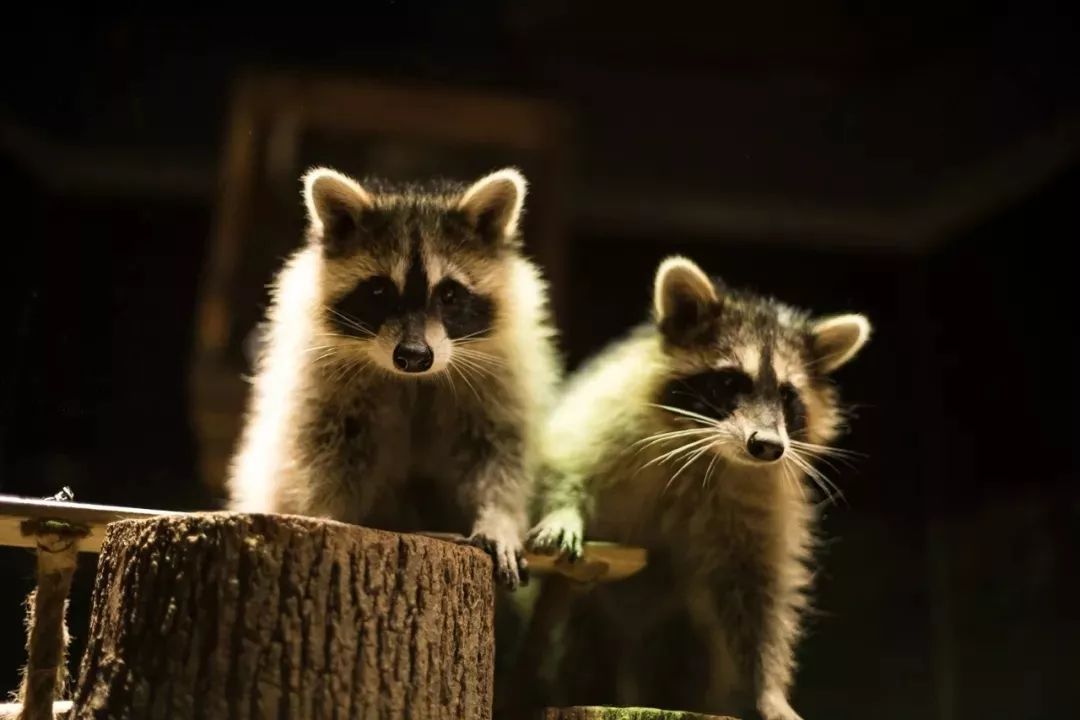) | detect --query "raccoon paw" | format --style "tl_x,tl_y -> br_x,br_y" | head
465,532 -> 528,591
758,690 -> 804,720
525,508 -> 584,561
